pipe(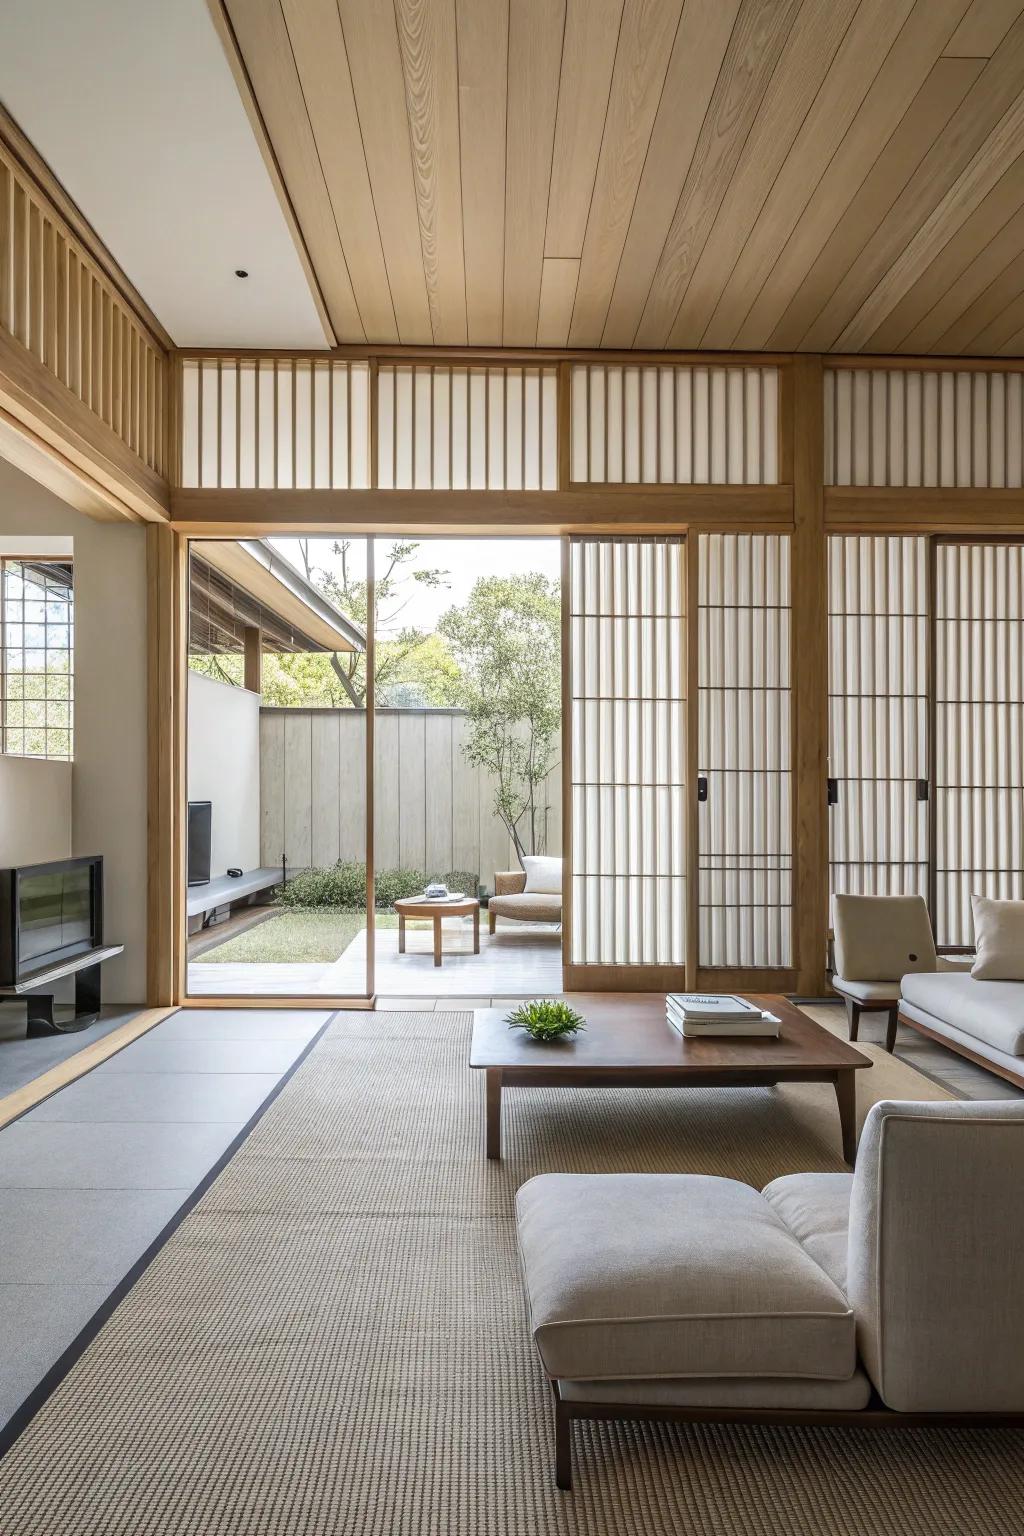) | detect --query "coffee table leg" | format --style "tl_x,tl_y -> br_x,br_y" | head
398,913 -> 406,954
835,1070 -> 858,1165
433,916 -> 442,967
486,1068 -> 502,1159
473,905 -> 480,954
